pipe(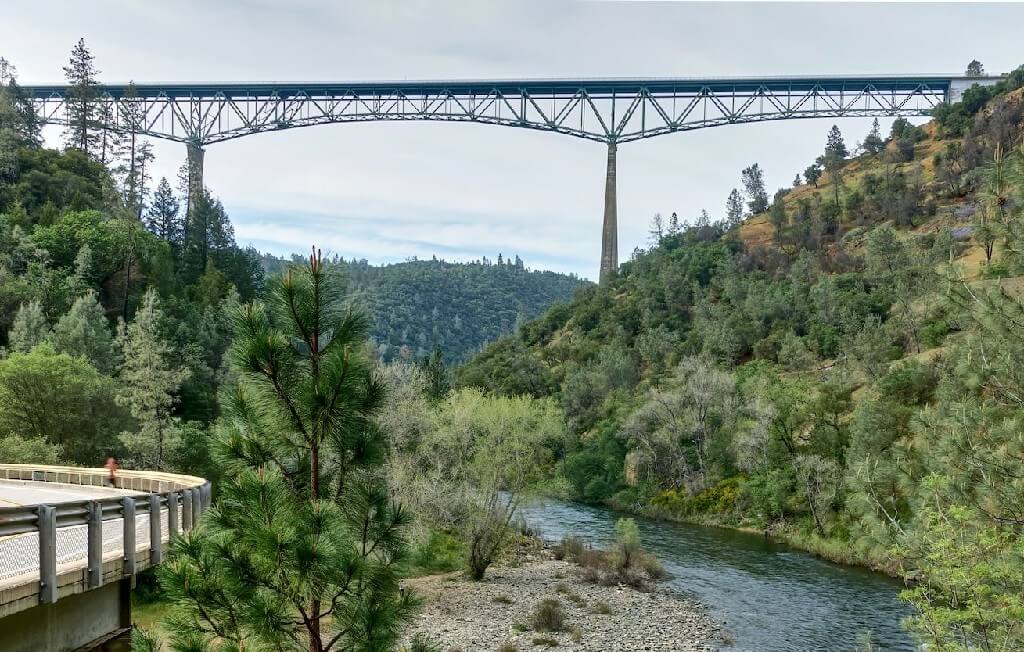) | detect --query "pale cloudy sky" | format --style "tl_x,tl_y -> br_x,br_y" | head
3,1 -> 1023,279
